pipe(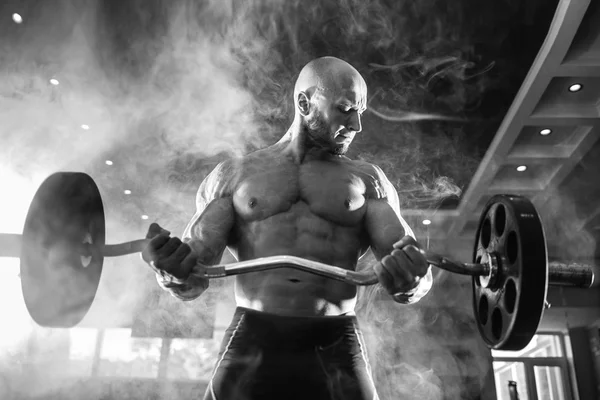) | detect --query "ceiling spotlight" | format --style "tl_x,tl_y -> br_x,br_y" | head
422,219 -> 431,226
516,165 -> 527,172
12,13 -> 23,24
568,83 -> 582,92
141,215 -> 149,220
49,78 -> 59,86
81,124 -> 90,130
539,128 -> 552,136
124,189 -> 132,195
105,160 -> 113,166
